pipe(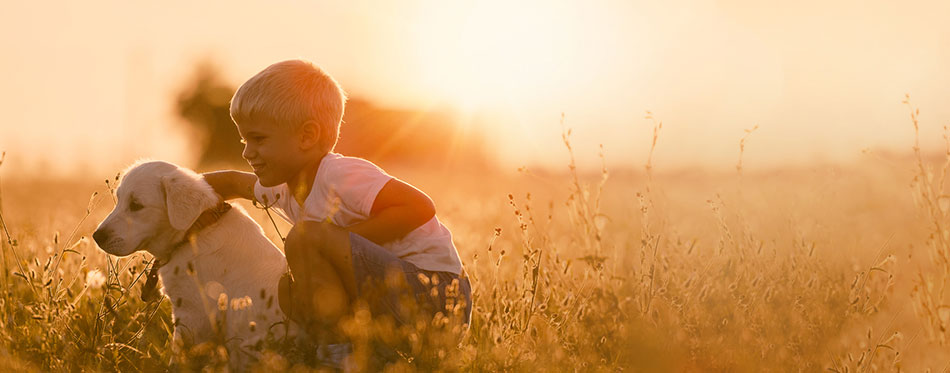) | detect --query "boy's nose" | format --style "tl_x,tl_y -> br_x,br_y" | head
241,144 -> 255,161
